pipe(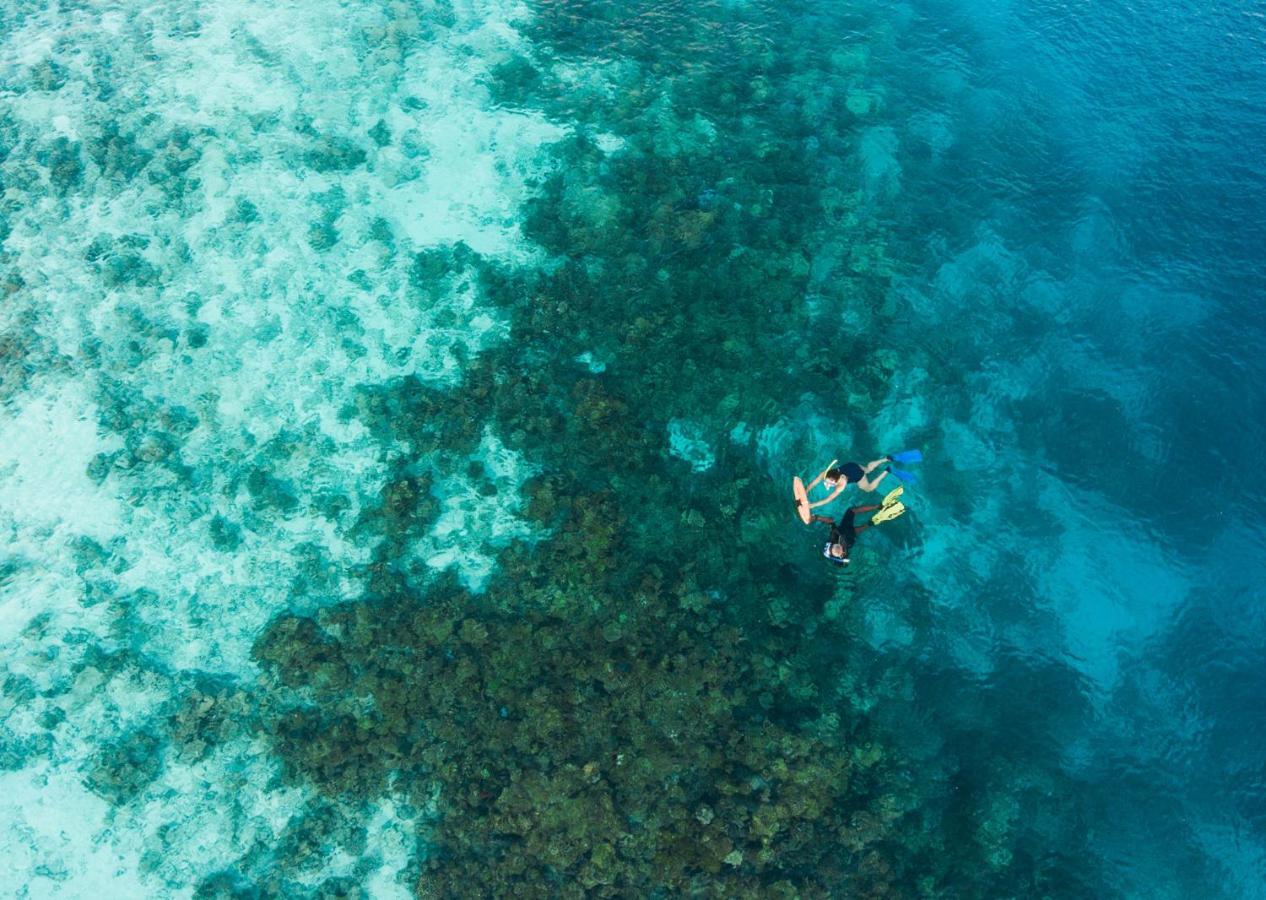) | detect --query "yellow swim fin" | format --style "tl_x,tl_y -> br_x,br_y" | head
871,501 -> 906,525
881,485 -> 904,508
